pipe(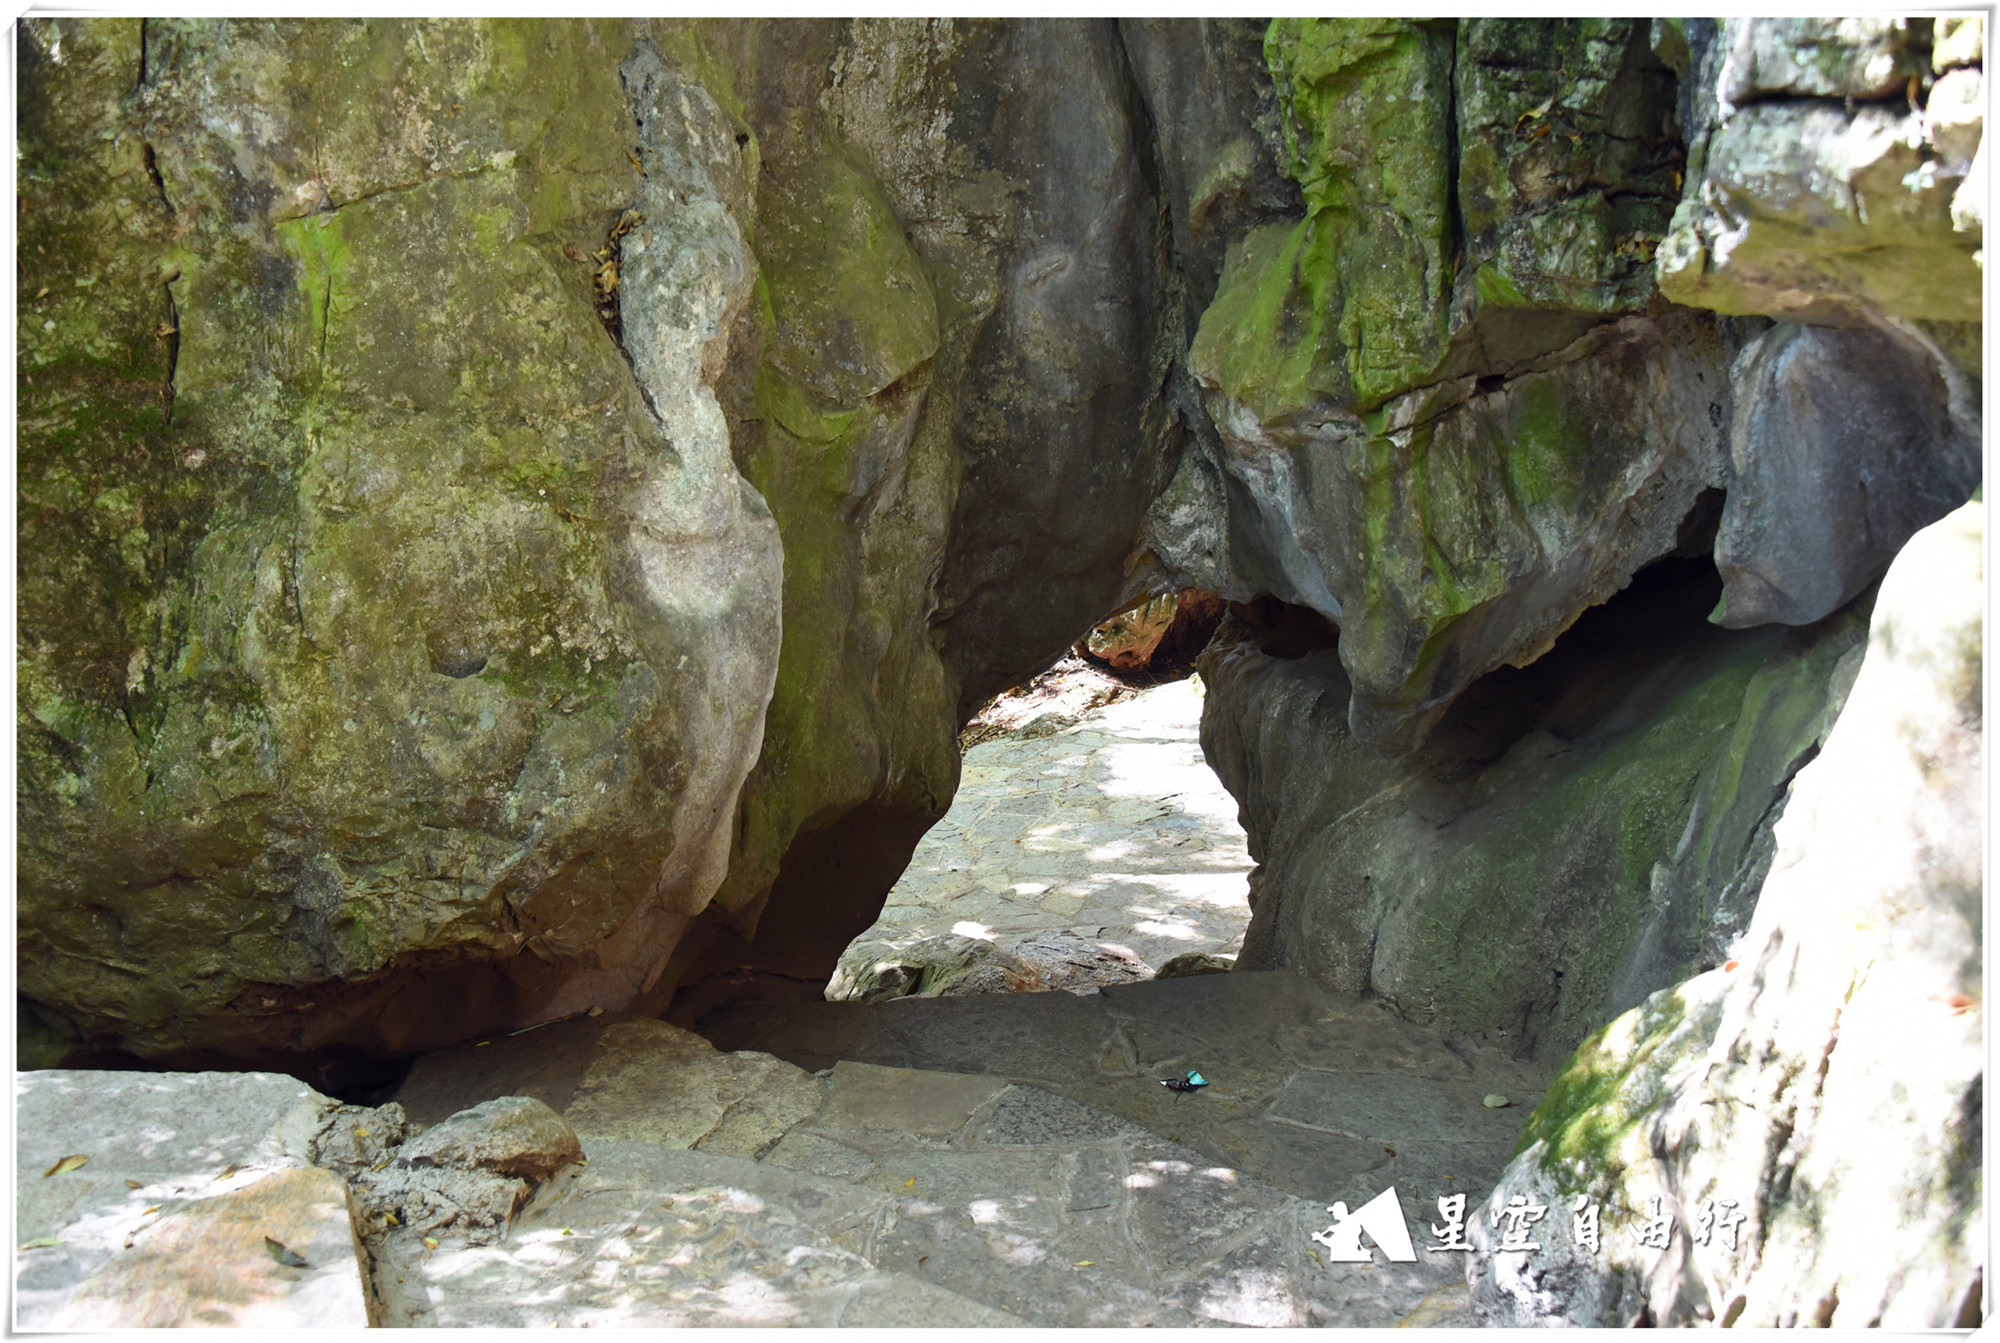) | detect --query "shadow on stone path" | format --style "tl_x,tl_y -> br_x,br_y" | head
373,969 -> 1553,1327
